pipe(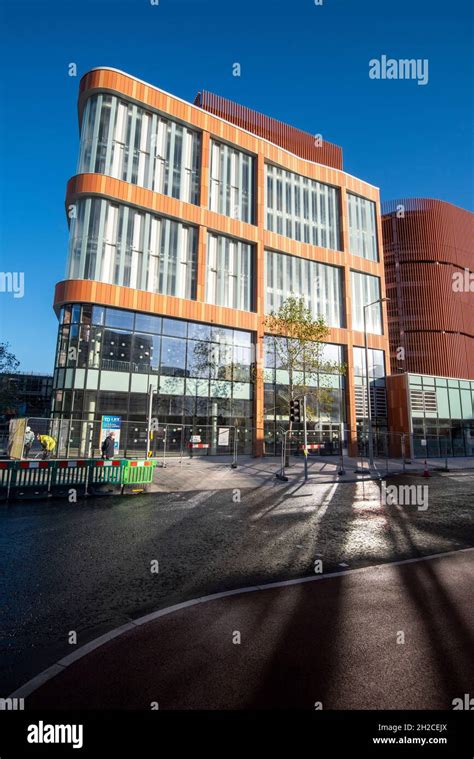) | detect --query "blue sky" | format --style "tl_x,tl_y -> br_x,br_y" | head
0,0 -> 472,373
